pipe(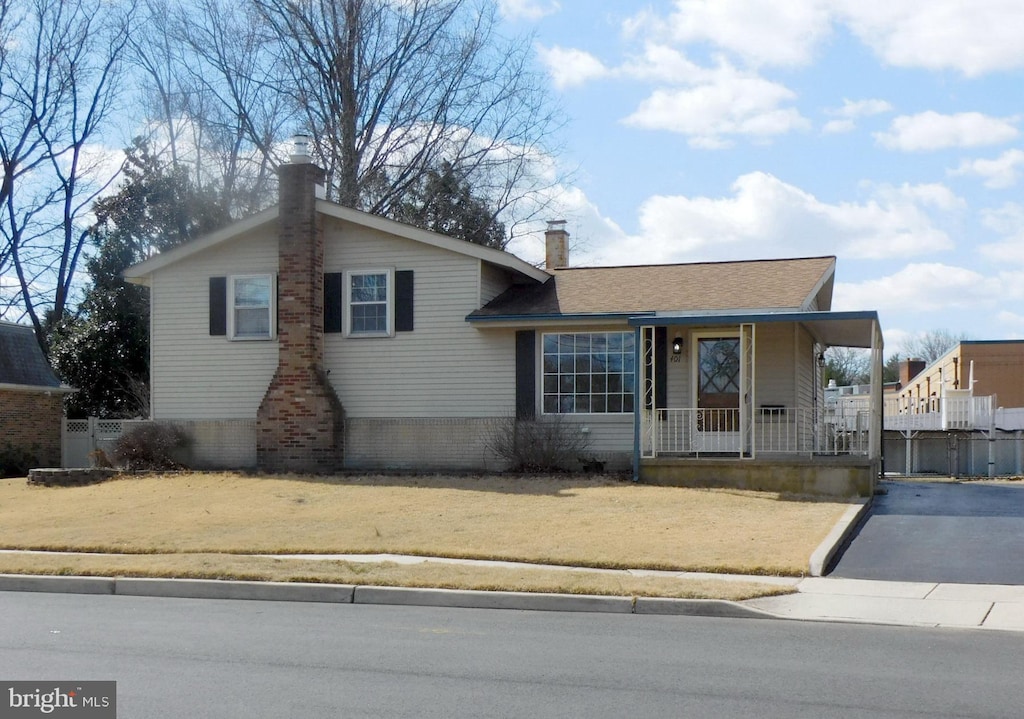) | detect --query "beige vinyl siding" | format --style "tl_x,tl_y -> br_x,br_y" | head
479,261 -> 513,305
150,227 -> 280,420
324,219 -> 515,418
754,323 -> 798,409
665,327 -> 690,409
794,324 -> 817,409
